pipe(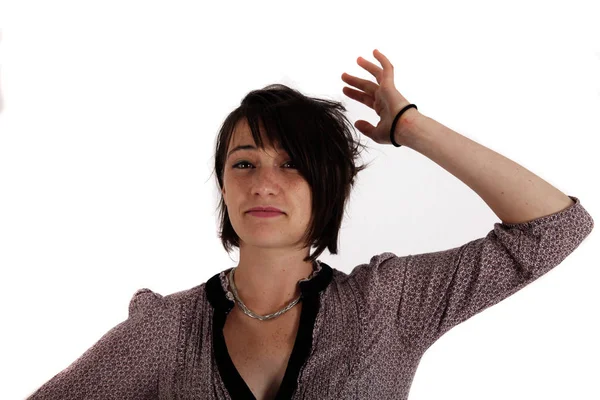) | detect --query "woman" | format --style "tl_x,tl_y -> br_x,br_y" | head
27,49 -> 594,400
